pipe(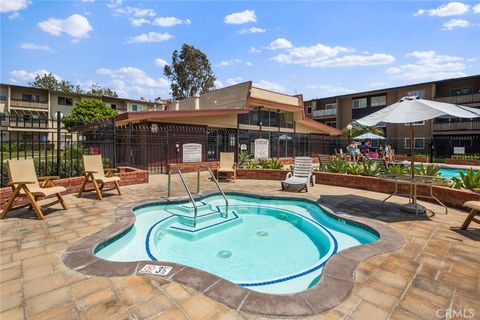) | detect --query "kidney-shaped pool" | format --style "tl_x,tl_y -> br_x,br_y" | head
95,193 -> 379,294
